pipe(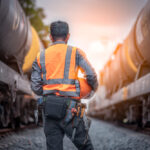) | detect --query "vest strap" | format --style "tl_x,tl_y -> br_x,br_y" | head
64,46 -> 72,79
